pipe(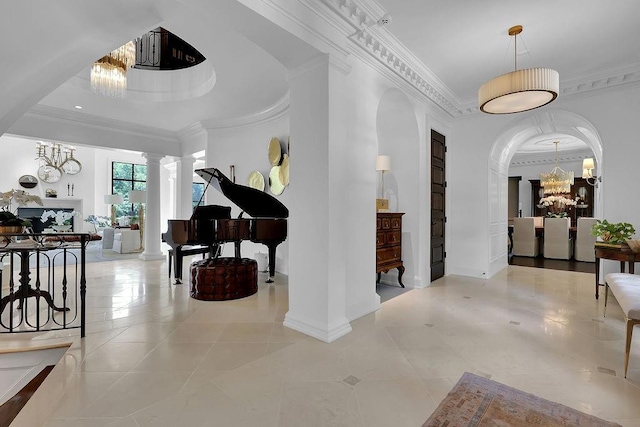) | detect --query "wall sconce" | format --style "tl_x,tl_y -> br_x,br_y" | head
104,194 -> 124,226
376,155 -> 390,211
582,158 -> 600,187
